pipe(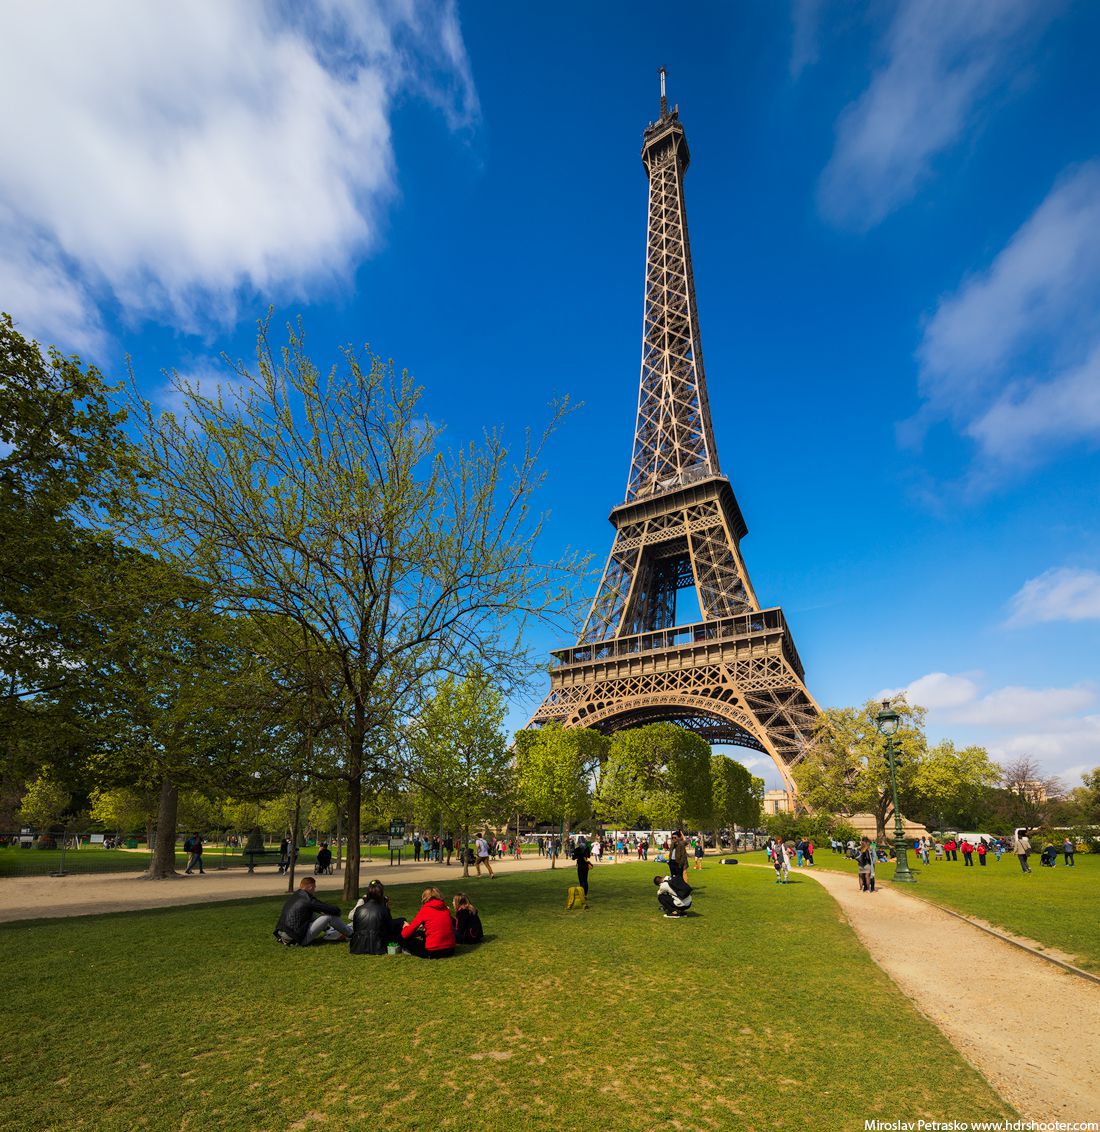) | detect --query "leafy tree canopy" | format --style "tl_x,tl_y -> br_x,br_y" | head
597,723 -> 712,830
